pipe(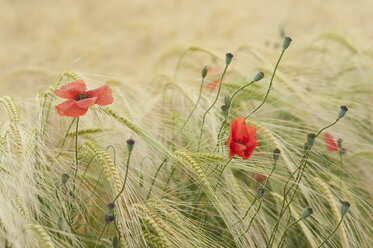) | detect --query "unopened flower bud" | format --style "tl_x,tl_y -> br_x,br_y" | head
338,105 -> 348,119
107,202 -> 115,209
340,148 -> 346,154
273,148 -> 281,162
105,215 -> 115,223
225,53 -> 234,65
61,173 -> 70,184
340,201 -> 351,216
202,65 -> 208,78
221,105 -> 229,116
258,187 -> 266,199
337,139 -> 343,149
307,133 -> 316,147
253,72 -> 264,82
282,37 -> 292,50
127,139 -> 135,152
301,207 -> 313,219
